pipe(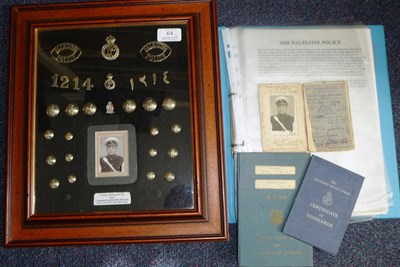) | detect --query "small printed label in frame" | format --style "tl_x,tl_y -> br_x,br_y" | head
93,192 -> 131,206
157,28 -> 182,42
